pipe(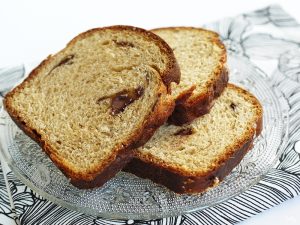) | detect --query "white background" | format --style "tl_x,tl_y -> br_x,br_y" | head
1,0 -> 300,224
